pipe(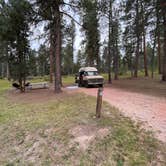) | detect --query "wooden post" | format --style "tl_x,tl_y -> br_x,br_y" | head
96,87 -> 103,118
